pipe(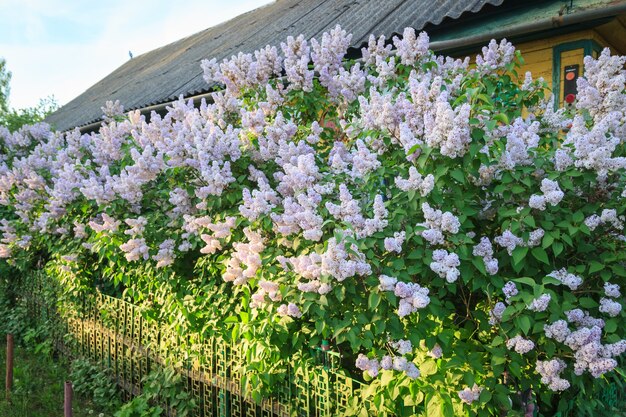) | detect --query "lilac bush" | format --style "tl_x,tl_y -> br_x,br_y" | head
0,26 -> 625,416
